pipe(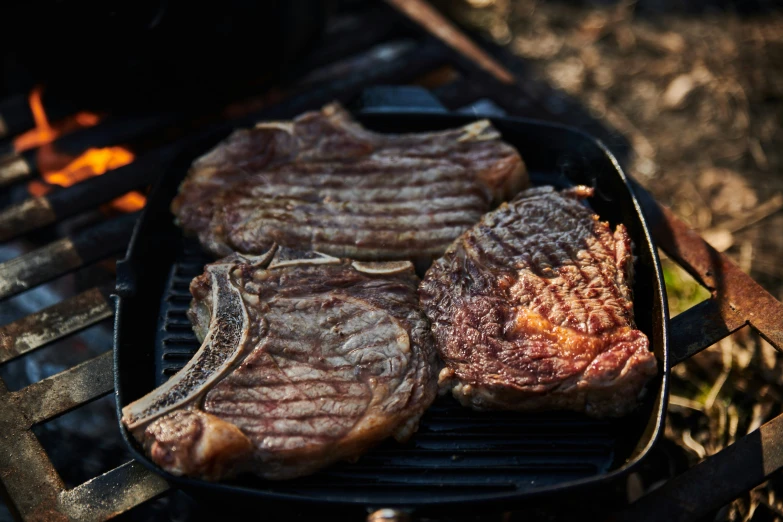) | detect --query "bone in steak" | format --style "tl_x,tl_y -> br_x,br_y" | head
171,103 -> 527,262
419,186 -> 657,418
121,246 -> 438,480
